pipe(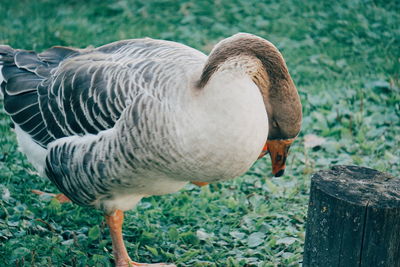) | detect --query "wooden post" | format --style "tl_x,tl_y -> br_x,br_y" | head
303,165 -> 400,267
